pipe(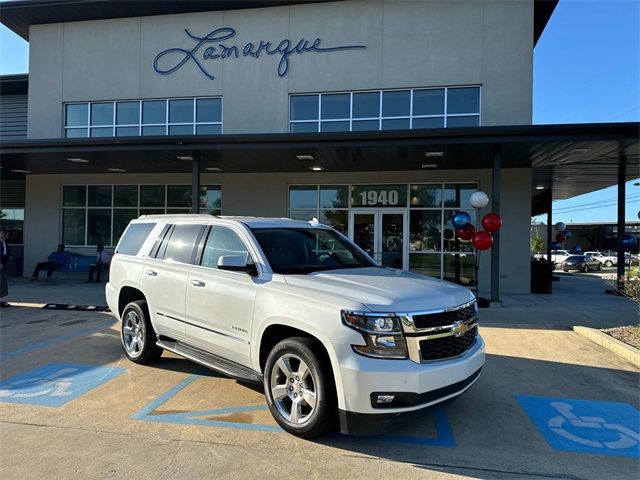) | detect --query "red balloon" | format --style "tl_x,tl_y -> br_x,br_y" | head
556,232 -> 566,243
457,224 -> 475,241
481,213 -> 502,232
472,231 -> 493,250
